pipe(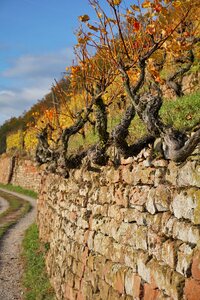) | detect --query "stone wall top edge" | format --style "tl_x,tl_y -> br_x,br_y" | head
40,156 -> 200,189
